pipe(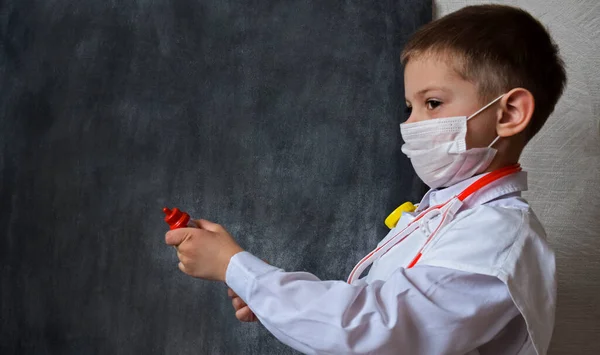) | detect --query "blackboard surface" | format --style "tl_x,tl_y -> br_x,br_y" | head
0,1 -> 430,354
